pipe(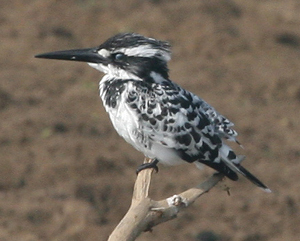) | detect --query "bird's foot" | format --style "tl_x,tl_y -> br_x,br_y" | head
136,159 -> 159,174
